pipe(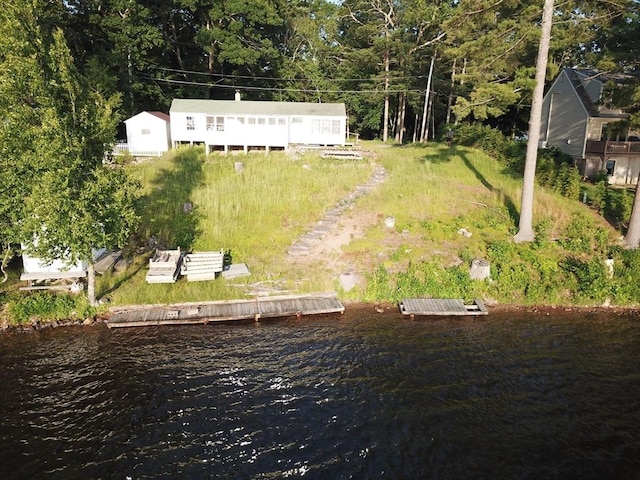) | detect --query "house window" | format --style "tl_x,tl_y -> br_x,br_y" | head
258,117 -> 266,125
606,160 -> 616,176
331,120 -> 340,135
238,117 -> 245,125
292,117 -> 303,124
206,116 -> 225,131
278,118 -> 286,126
186,116 -> 195,131
248,117 -> 256,125
141,128 -> 150,135
312,119 -> 321,134
268,117 -> 276,126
